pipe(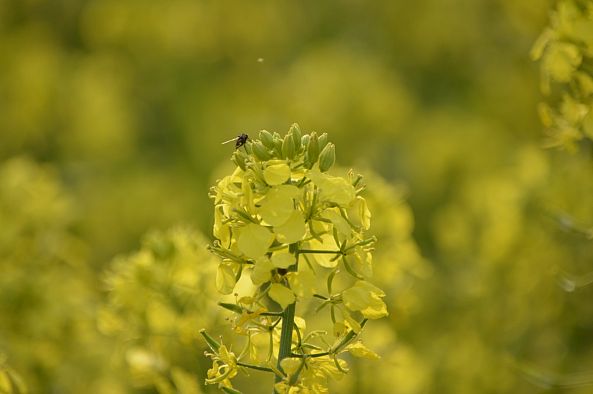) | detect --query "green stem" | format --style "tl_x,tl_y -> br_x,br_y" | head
274,302 -> 296,390
288,318 -> 368,359
297,249 -> 342,255
332,319 -> 368,353
274,245 -> 299,392
291,351 -> 330,358
237,361 -> 275,373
